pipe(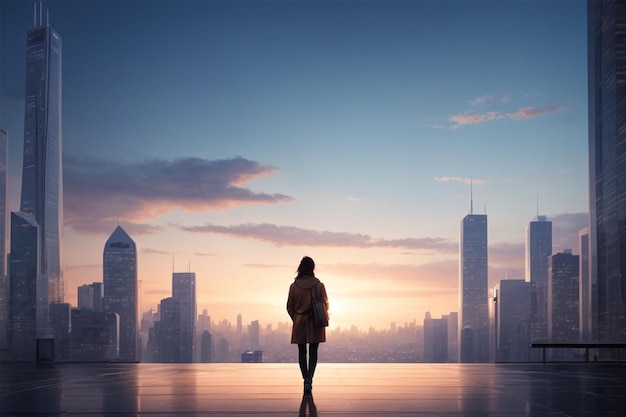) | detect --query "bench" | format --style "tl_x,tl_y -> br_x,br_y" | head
531,343 -> 626,363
